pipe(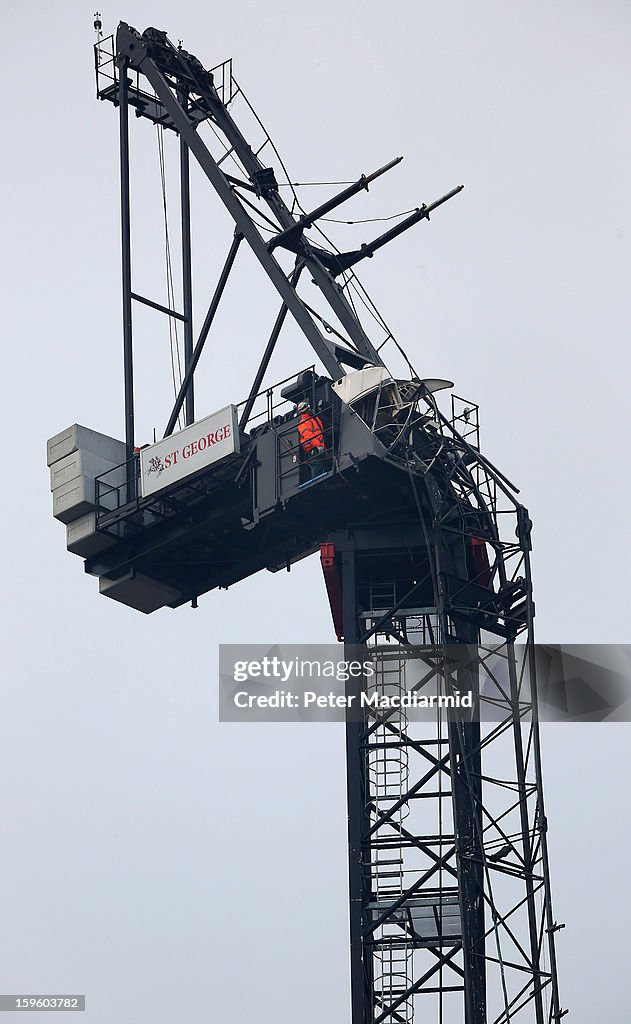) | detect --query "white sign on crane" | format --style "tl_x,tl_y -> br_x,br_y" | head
140,405 -> 240,498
